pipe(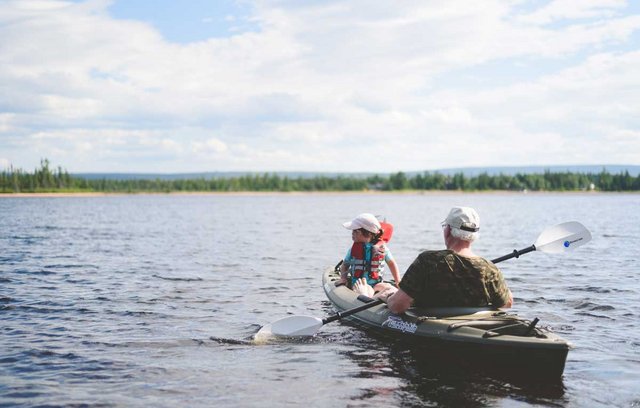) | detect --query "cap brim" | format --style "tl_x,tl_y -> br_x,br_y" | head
343,221 -> 356,230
